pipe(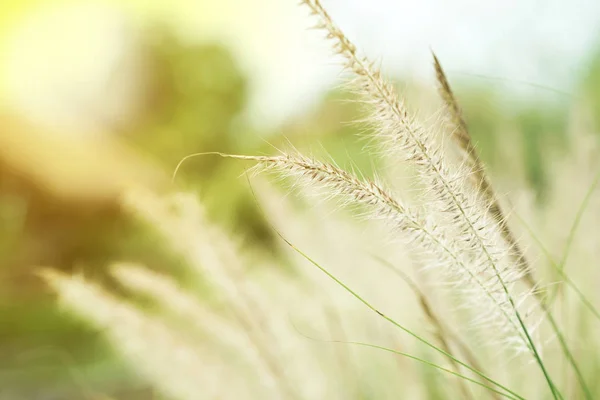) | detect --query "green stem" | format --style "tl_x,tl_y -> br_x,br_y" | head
278,232 -> 526,400
513,211 -> 600,321
343,341 -> 520,400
